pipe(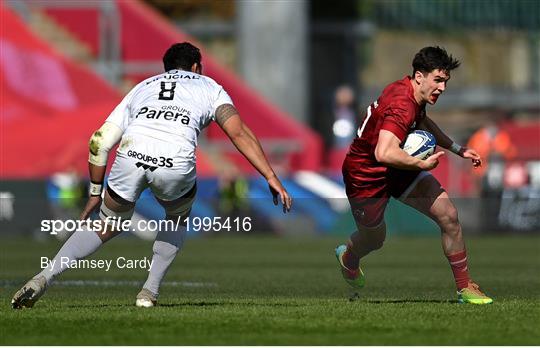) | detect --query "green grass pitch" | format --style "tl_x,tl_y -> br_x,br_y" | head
1,235 -> 539,345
